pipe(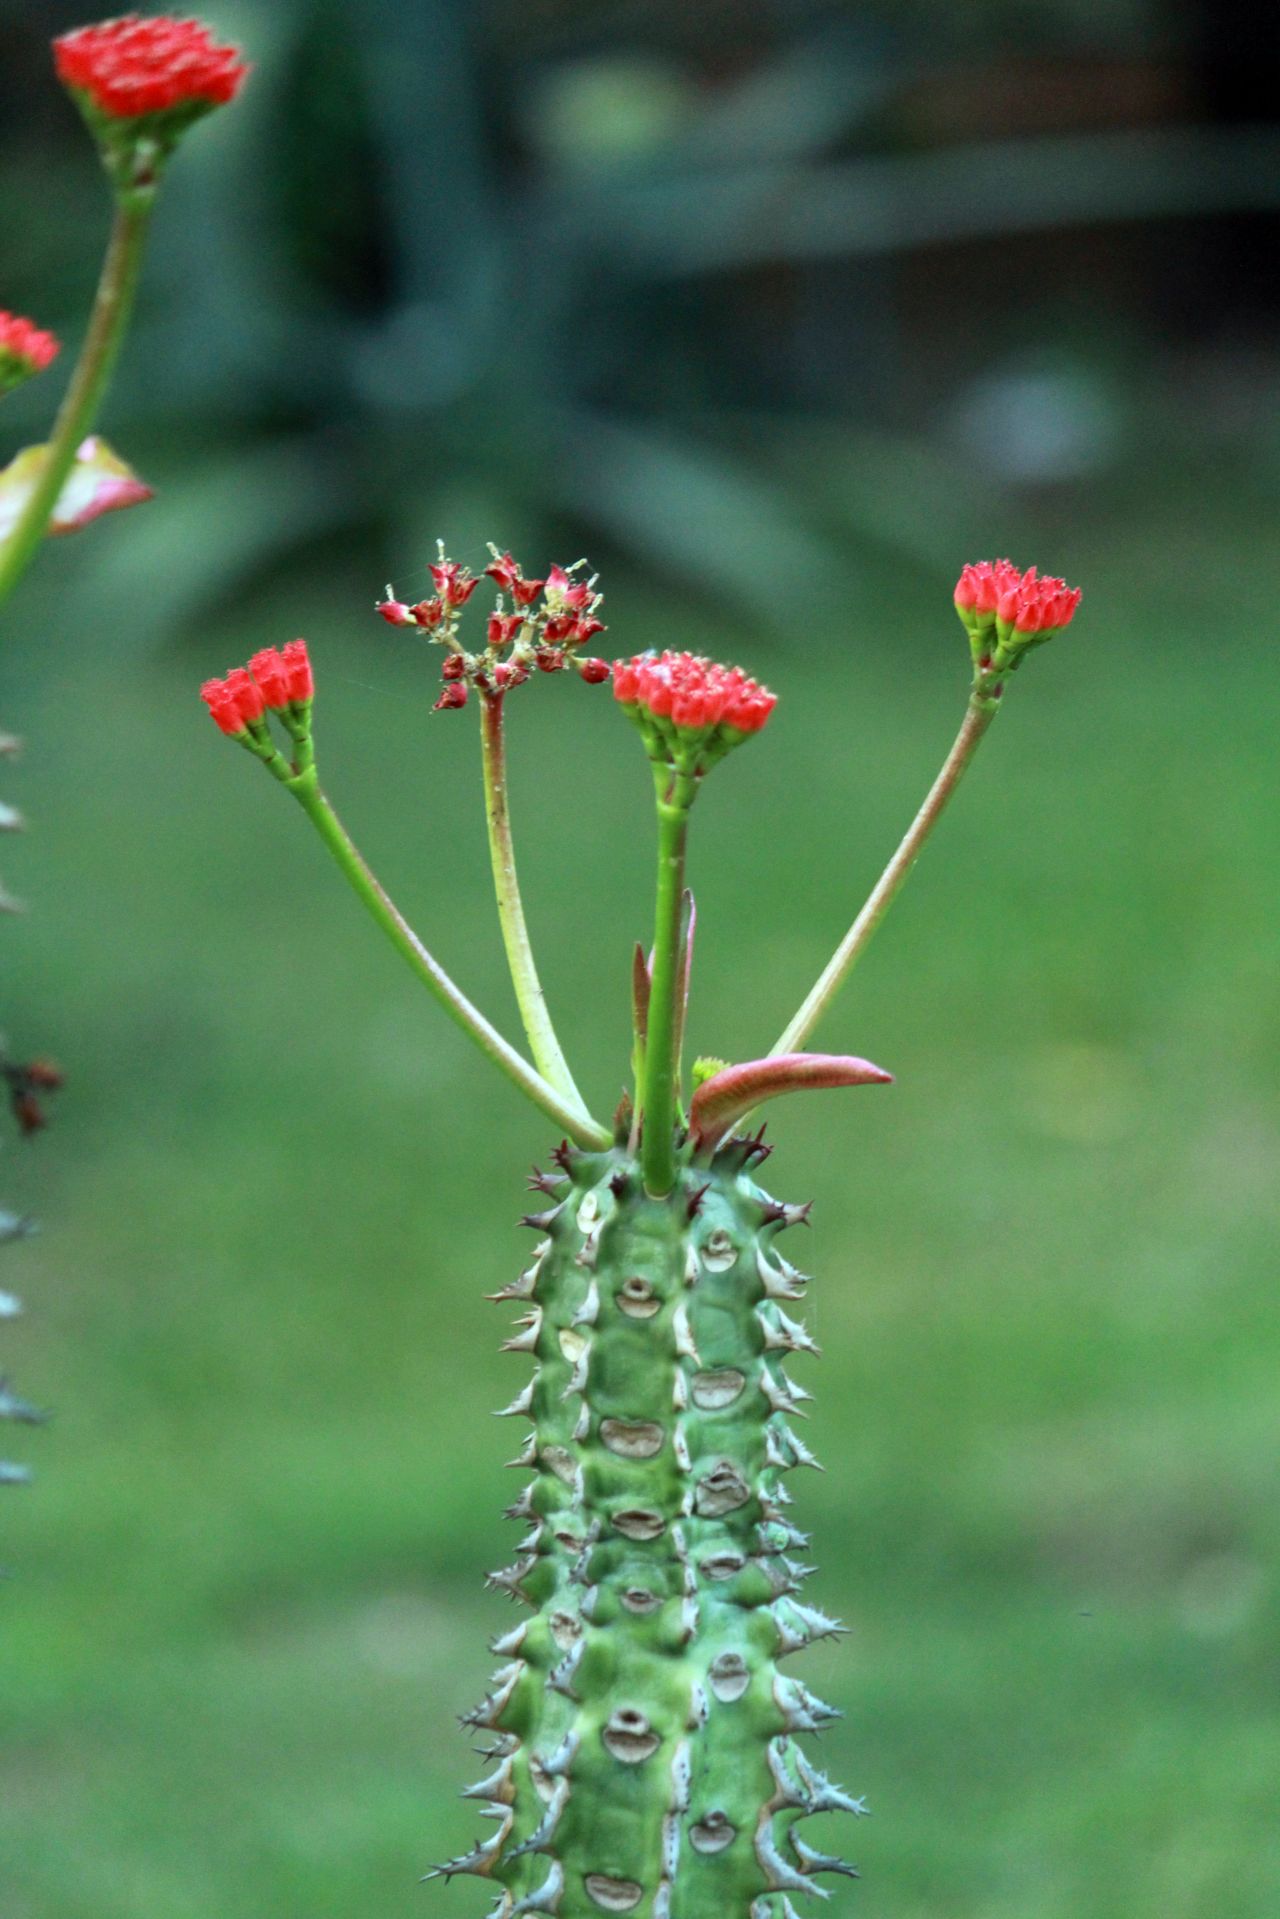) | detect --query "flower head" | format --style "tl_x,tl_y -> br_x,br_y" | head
0,311 -> 60,396
954,559 -> 1023,623
201,640 -> 314,761
200,675 -> 251,737
248,639 -> 313,712
955,557 -> 1081,692
54,15 -> 248,120
996,567 -> 1082,638
614,650 -> 775,775
54,15 -> 249,199
380,542 -> 609,713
